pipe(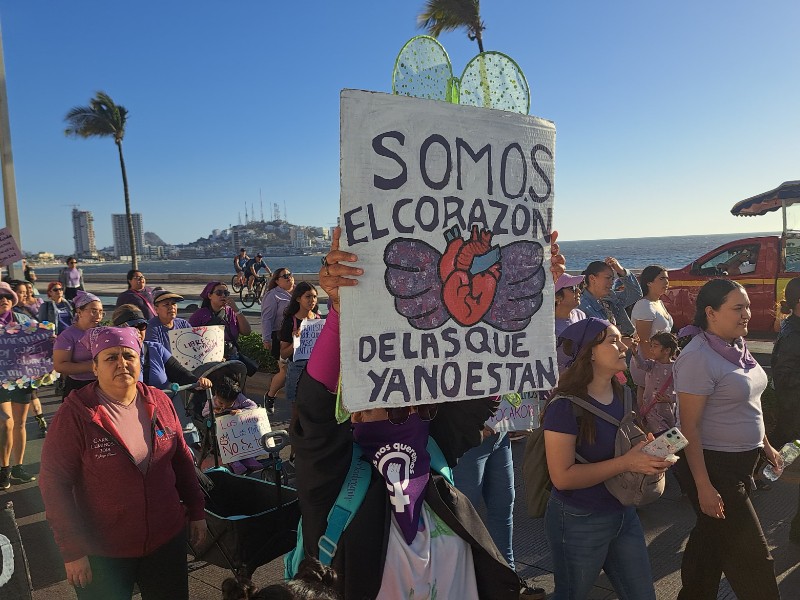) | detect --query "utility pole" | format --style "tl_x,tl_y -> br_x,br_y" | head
0,20 -> 22,279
